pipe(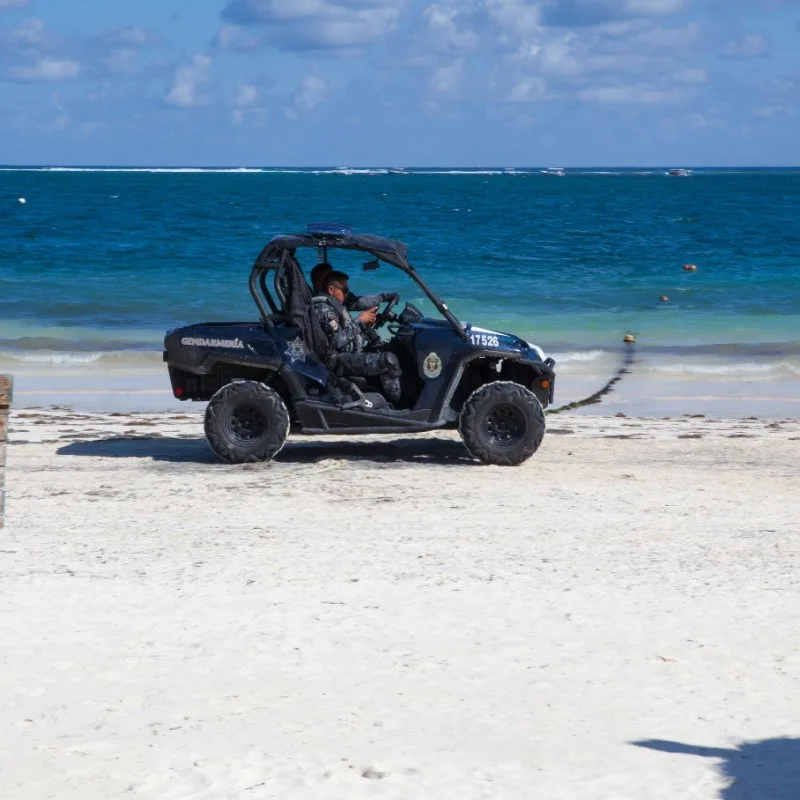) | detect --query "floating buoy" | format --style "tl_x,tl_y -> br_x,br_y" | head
18,197 -> 27,204
682,263 -> 697,272
660,295 -> 669,302
623,334 -> 636,344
